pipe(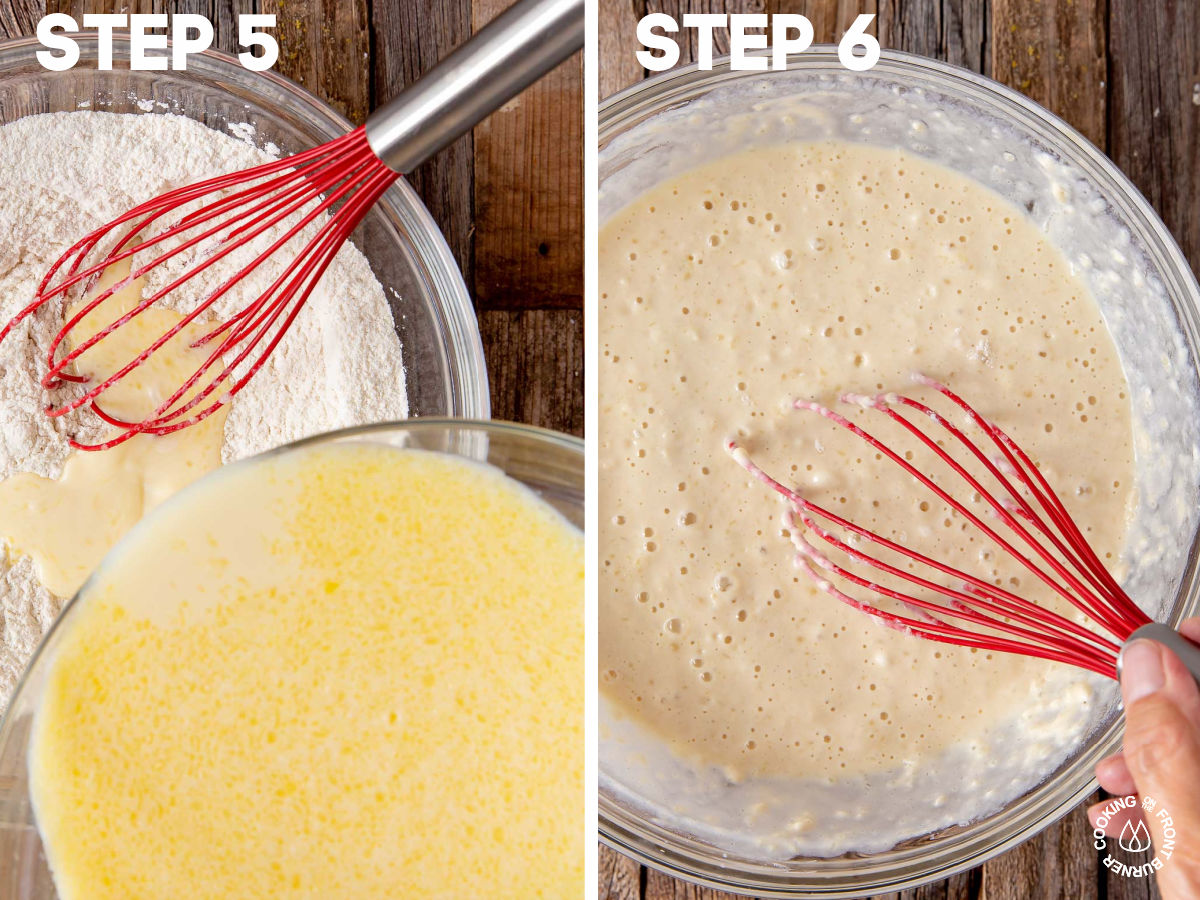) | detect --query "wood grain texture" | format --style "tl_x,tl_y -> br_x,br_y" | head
990,0 -> 1106,148
472,0 -> 584,311
45,0 -> 164,14
772,0 -> 875,44
1108,0 -> 1199,283
599,0 -> 643,98
266,0 -> 370,124
0,0 -> 38,34
878,0 -> 987,72
478,309 -> 583,434
600,843 -> 644,900
210,0 -> 259,55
